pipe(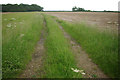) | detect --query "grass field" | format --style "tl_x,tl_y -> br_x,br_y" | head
2,12 -> 118,78
42,14 -> 82,78
56,19 -> 118,77
2,12 -> 44,78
